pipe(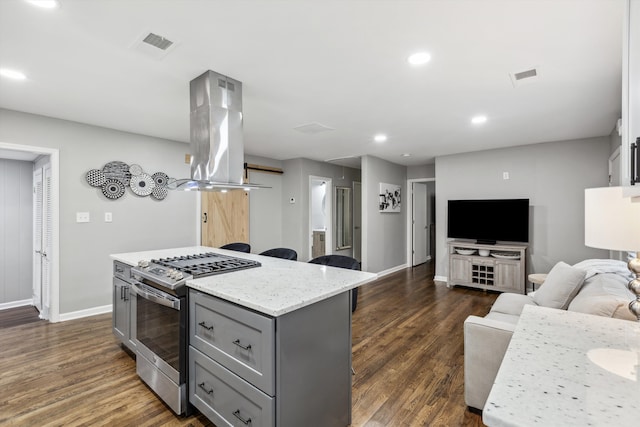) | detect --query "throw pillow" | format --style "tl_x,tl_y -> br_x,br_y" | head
532,261 -> 587,309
